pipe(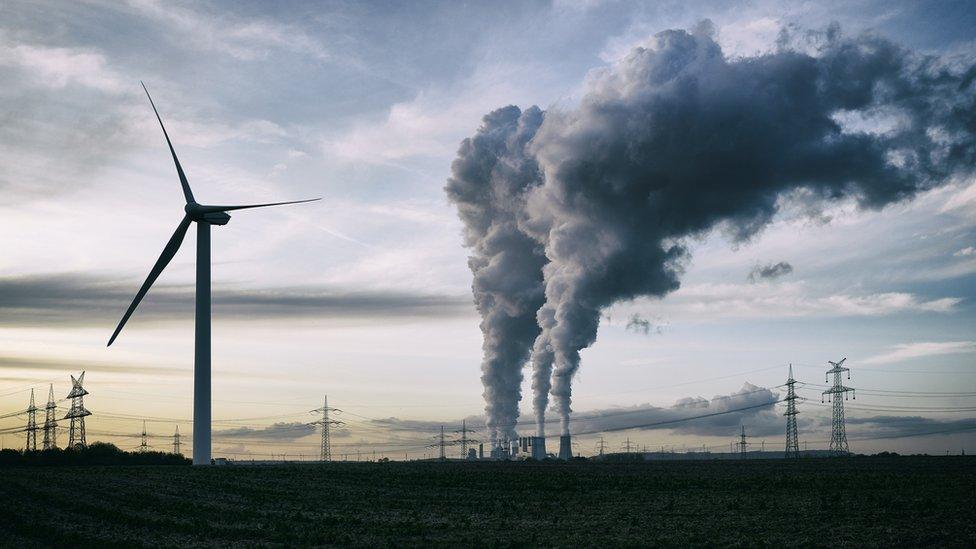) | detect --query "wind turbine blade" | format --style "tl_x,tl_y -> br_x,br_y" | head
198,198 -> 321,213
108,215 -> 192,346
141,82 -> 195,204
